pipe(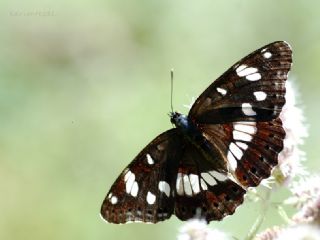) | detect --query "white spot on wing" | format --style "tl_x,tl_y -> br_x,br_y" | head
234,122 -> 257,134
200,179 -> 208,190
146,191 -> 156,204
229,142 -> 243,160
233,130 -> 253,142
176,173 -> 184,196
146,154 -> 154,165
227,150 -> 237,172
124,170 -> 132,182
130,181 -> 139,197
177,173 -> 209,195
183,174 -> 192,196
189,174 -> 200,194
125,171 -> 135,194
277,71 -> 282,78
246,73 -> 261,81
235,121 -> 256,126
201,172 -> 217,186
263,51 -> 272,58
209,171 -> 228,181
236,141 -> 249,150
235,64 -> 247,74
158,181 -> 170,197
216,87 -> 227,96
110,196 -> 118,204
157,143 -> 165,151
125,220 -> 146,224
237,67 -> 258,77
254,91 -> 267,101
242,103 -> 256,116
273,105 -> 280,115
